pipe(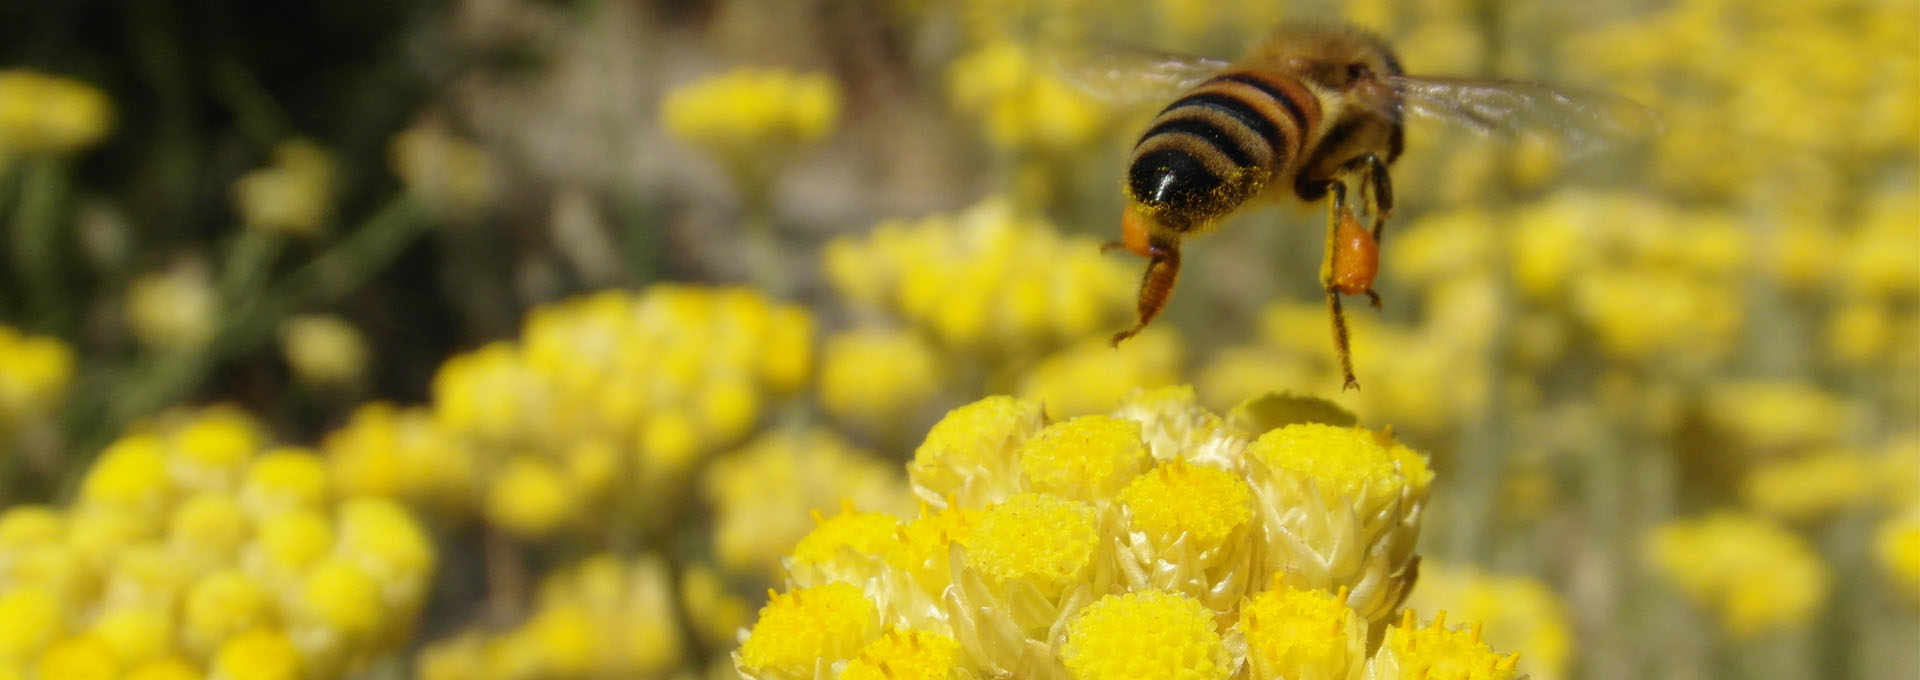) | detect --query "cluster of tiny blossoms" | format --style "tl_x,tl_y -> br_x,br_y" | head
0,69 -> 113,155
0,407 -> 435,679
823,198 -> 1133,357
330,286 -> 813,539
1643,511 -> 1829,637
416,553 -> 691,680
735,388 -> 1528,680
